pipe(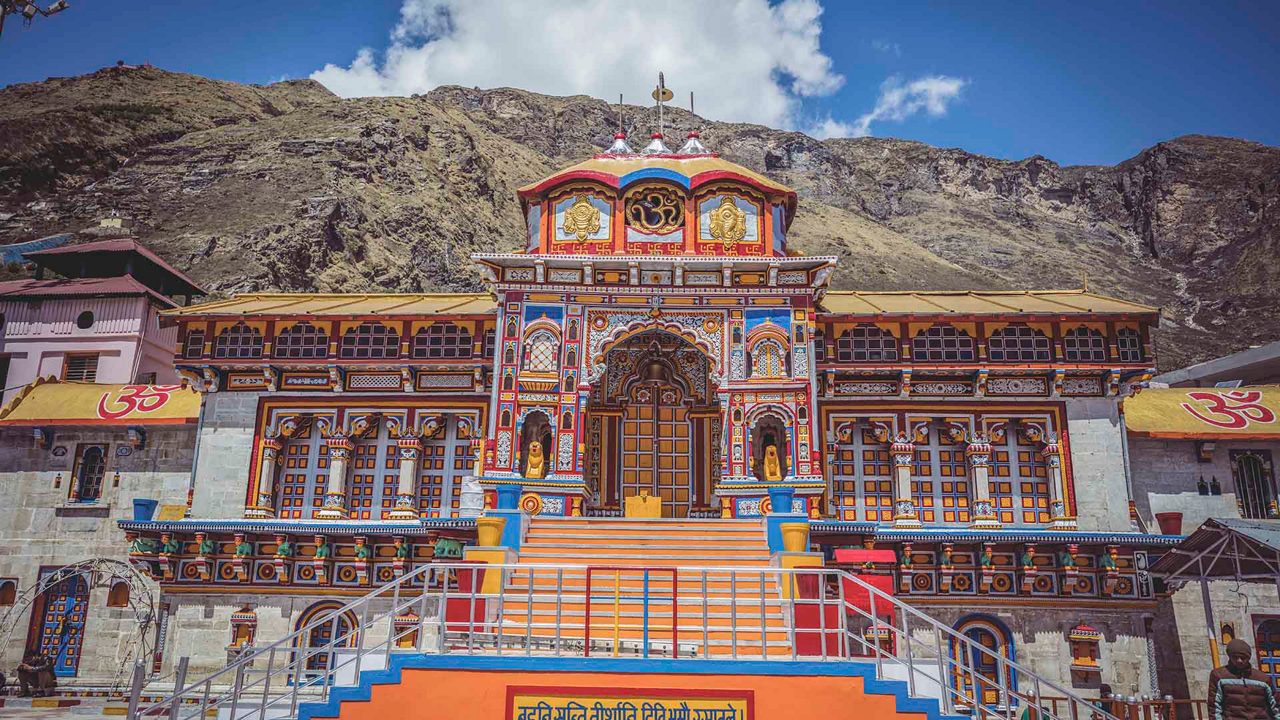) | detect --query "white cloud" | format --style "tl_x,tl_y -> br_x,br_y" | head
870,39 -> 902,57
811,75 -> 968,139
310,0 -> 845,130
